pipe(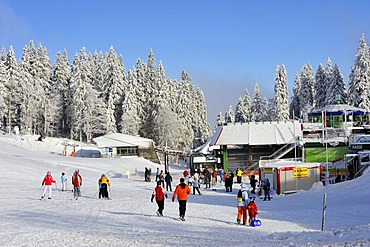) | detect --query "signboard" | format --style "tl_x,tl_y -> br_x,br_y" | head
293,167 -> 308,178
264,168 -> 274,174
